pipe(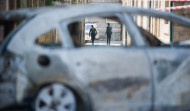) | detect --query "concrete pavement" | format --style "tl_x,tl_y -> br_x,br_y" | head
85,40 -> 122,46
